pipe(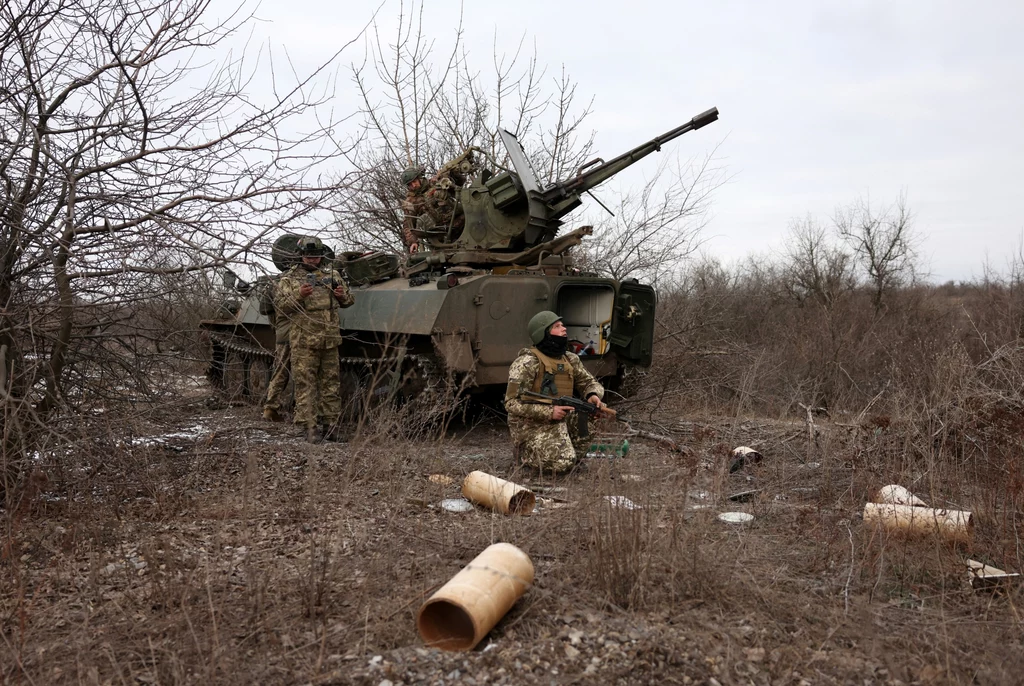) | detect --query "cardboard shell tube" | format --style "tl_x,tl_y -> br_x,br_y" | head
863,502 -> 973,542
875,484 -> 927,507
967,559 -> 1021,590
417,543 -> 535,651
462,471 -> 535,515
